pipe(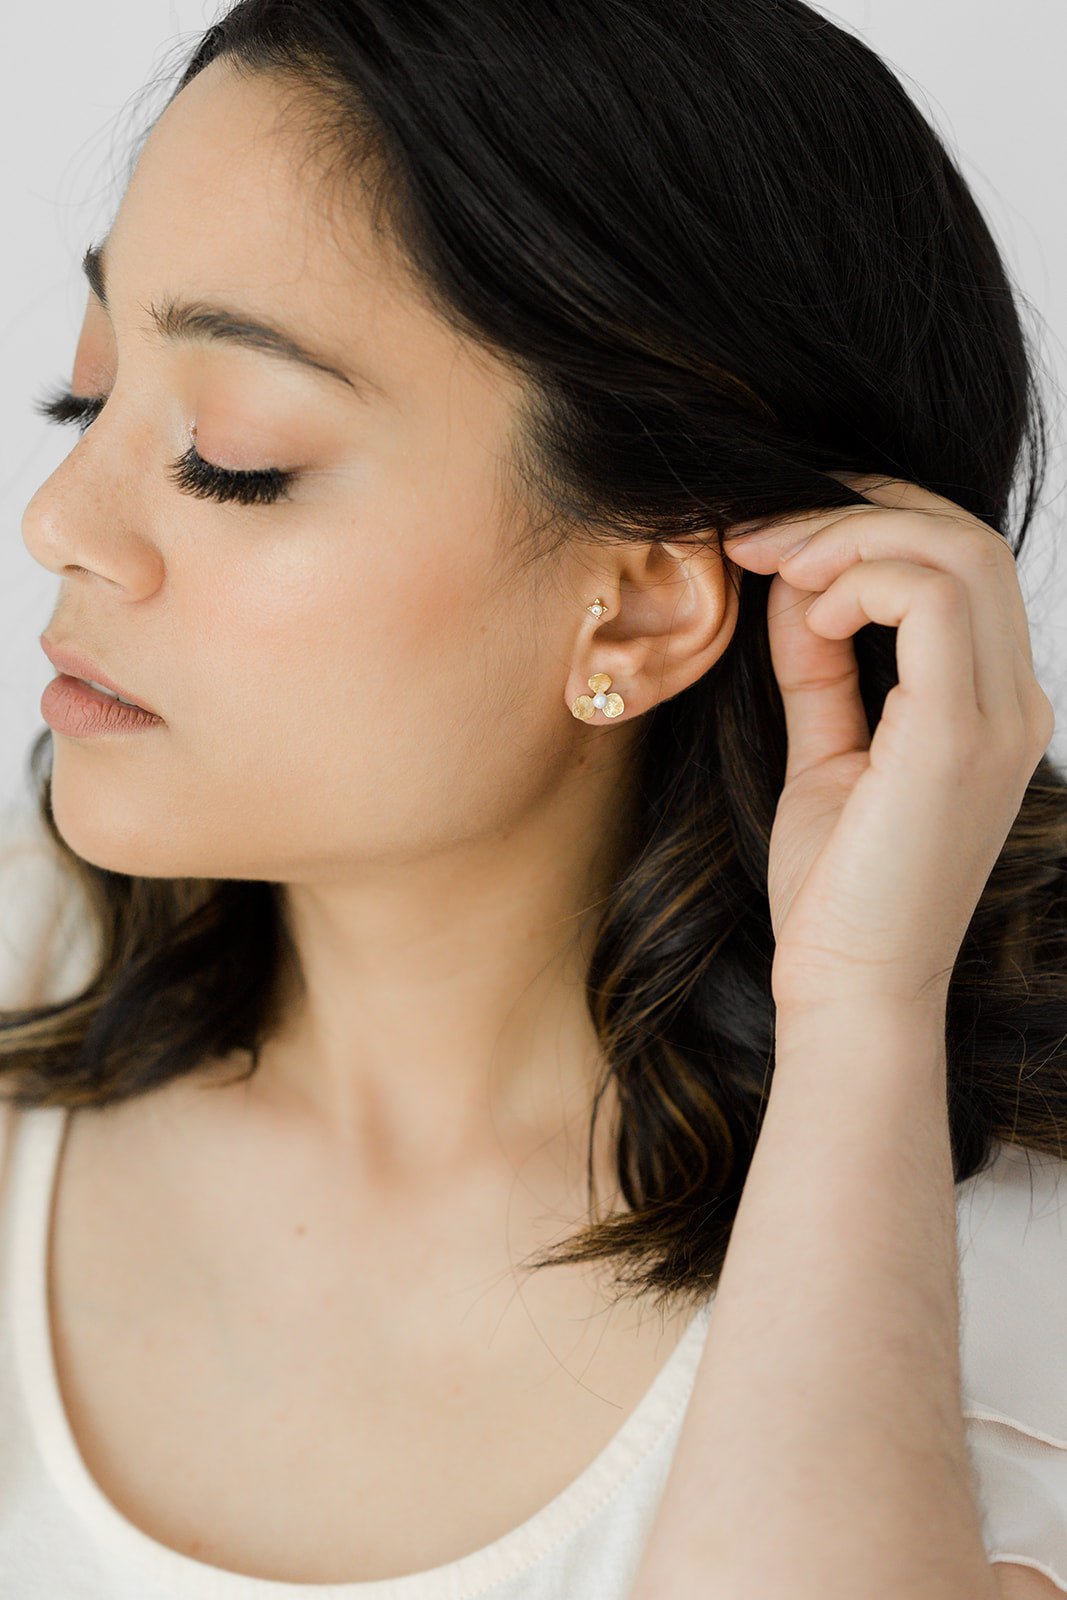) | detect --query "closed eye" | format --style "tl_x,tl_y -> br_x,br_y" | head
32,384 -> 298,507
